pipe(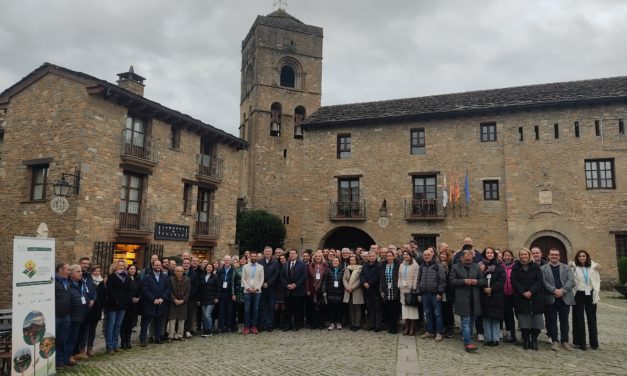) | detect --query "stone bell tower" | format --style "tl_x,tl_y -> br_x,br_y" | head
239,9 -> 323,249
